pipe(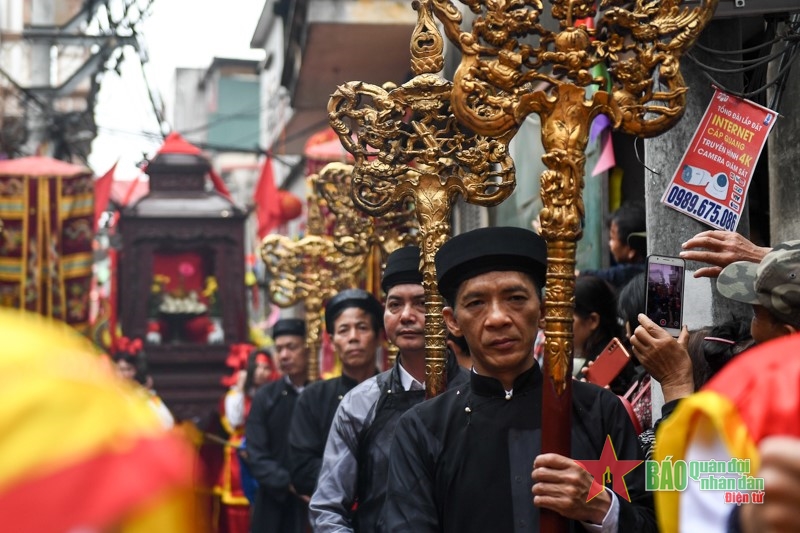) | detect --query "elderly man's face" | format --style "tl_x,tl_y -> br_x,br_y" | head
443,271 -> 541,379
275,334 -> 309,380
332,307 -> 381,372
